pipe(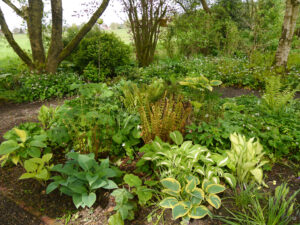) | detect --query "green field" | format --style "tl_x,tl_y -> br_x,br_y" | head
0,29 -> 131,67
